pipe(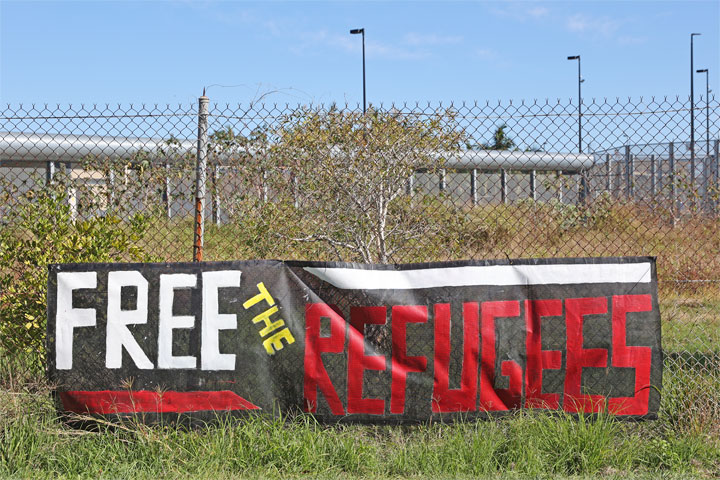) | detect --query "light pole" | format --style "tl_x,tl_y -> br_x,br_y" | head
690,33 -> 701,184
350,28 -> 366,114
697,68 -> 710,157
567,55 -> 583,153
